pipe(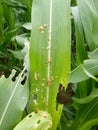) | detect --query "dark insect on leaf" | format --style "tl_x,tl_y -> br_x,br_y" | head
57,83 -> 75,105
